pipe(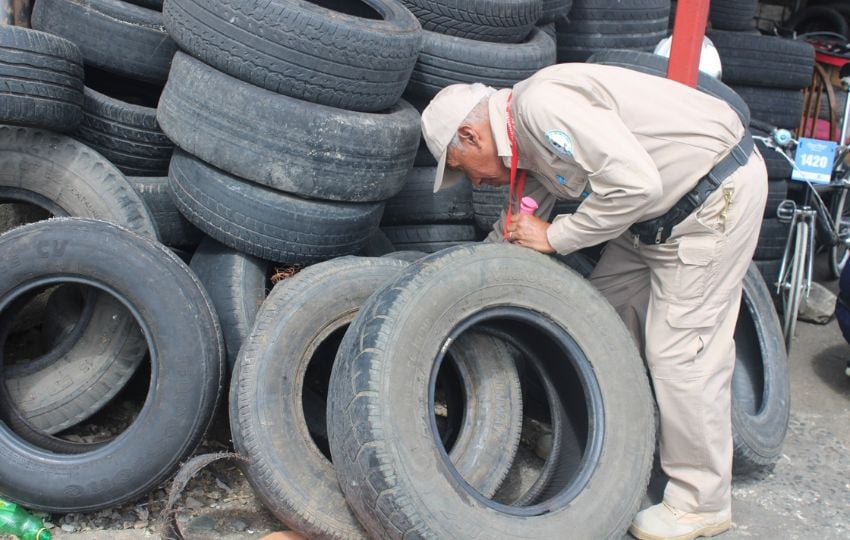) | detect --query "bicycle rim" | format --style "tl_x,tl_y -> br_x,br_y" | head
782,221 -> 807,352
829,187 -> 850,279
